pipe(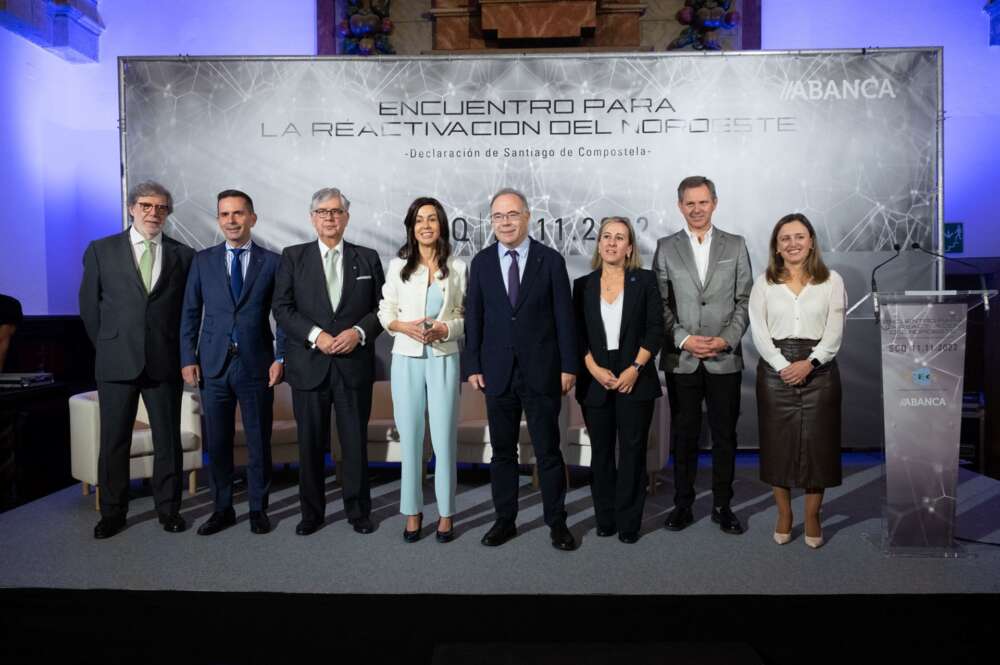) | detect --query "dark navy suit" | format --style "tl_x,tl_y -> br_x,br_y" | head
463,237 -> 577,526
180,241 -> 286,512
